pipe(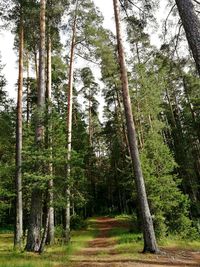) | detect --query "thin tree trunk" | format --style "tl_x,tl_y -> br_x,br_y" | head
182,76 -> 200,143
14,11 -> 24,250
89,90 -> 92,146
113,0 -> 159,253
46,36 -> 54,245
65,0 -> 79,243
39,208 -> 50,253
34,49 -> 38,80
175,0 -> 200,75
26,52 -> 30,124
26,0 -> 46,252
